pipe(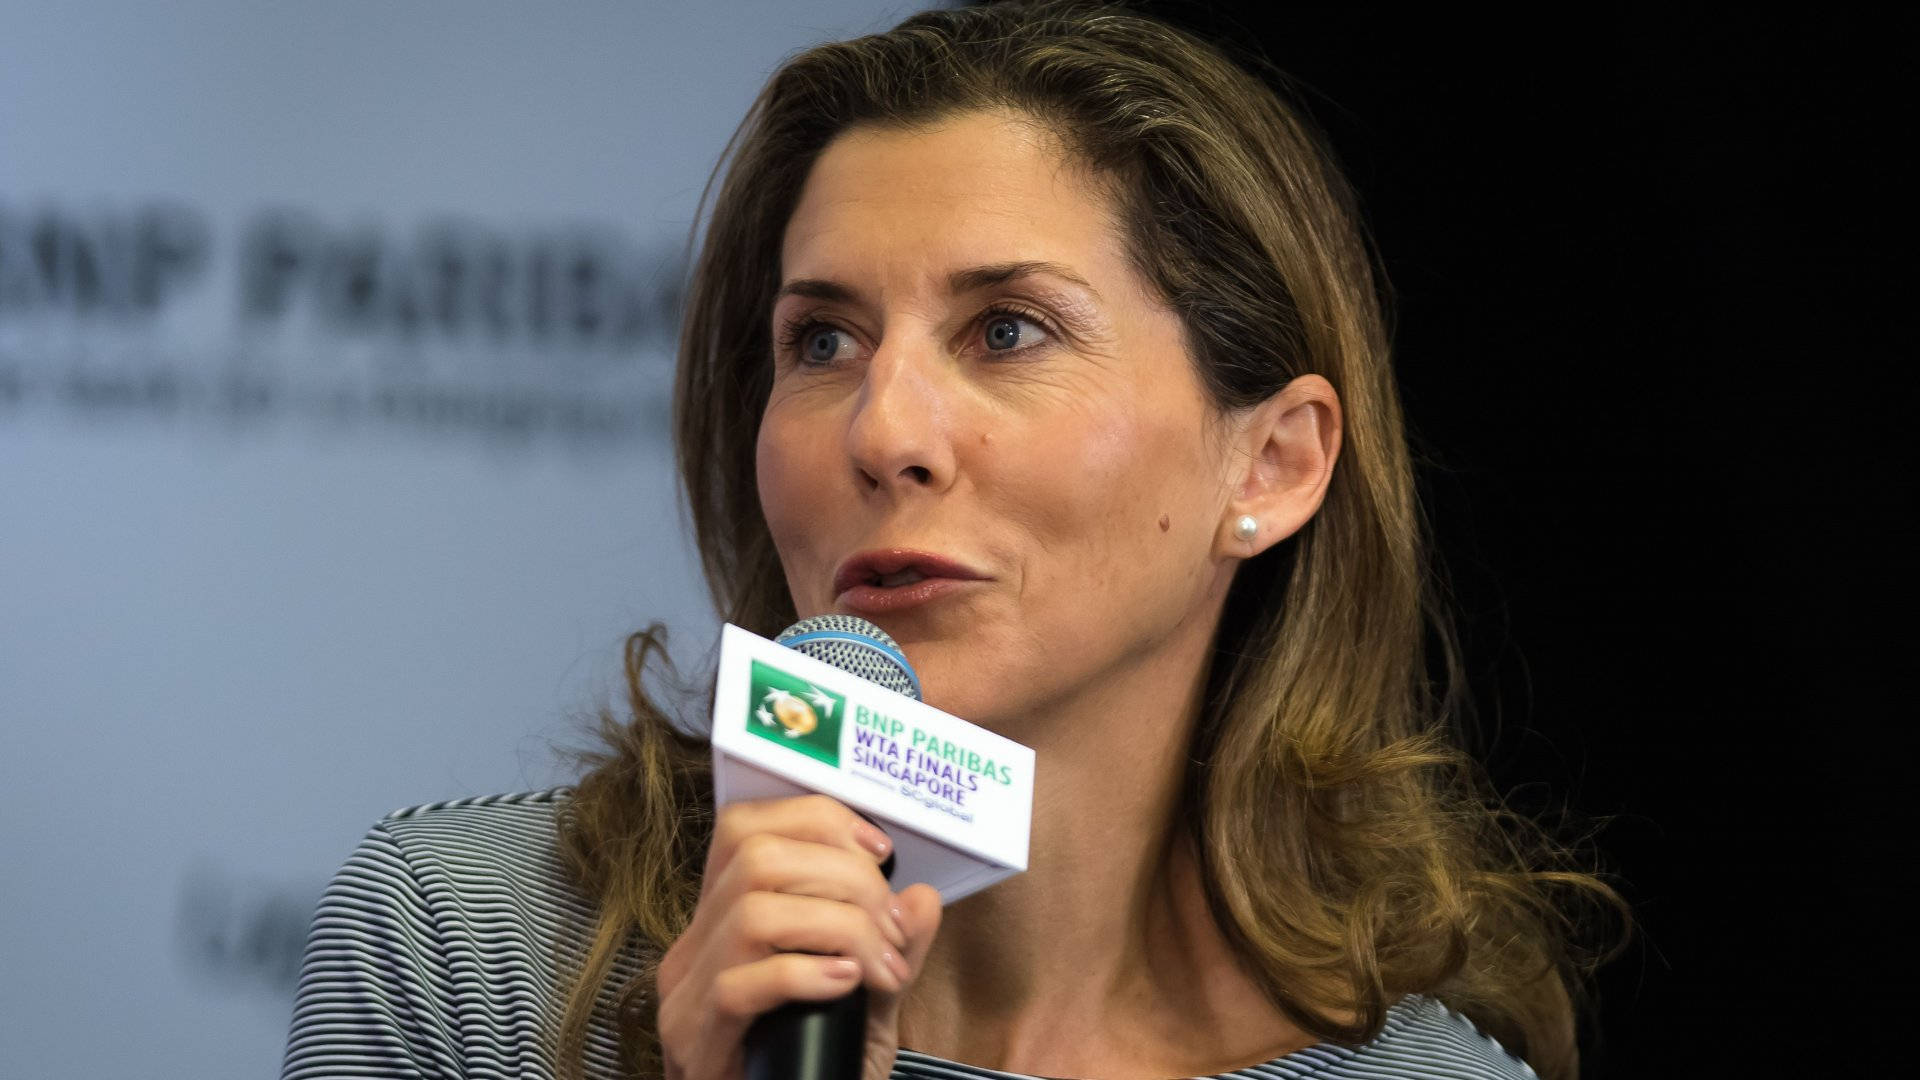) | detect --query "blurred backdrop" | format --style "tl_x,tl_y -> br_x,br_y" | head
0,3 -> 921,1077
